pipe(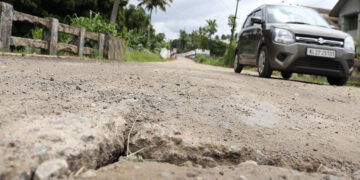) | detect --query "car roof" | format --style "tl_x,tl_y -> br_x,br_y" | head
247,4 -> 313,16
263,4 -> 314,10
